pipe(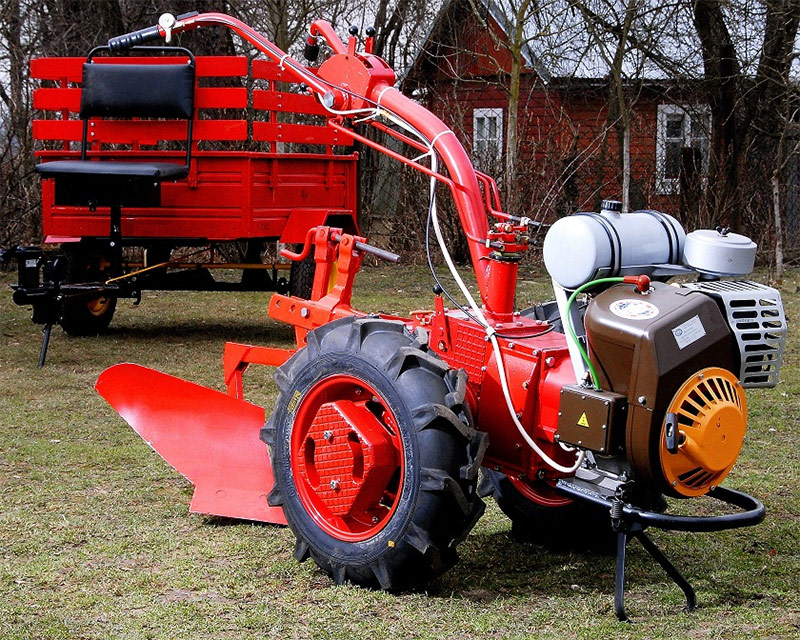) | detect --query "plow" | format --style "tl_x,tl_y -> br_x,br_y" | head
43,11 -> 786,620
